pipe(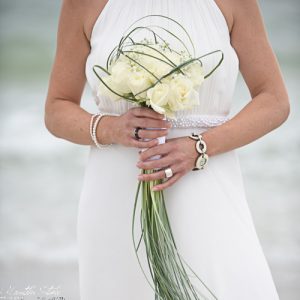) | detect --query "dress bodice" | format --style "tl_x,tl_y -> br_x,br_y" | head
85,0 -> 239,128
